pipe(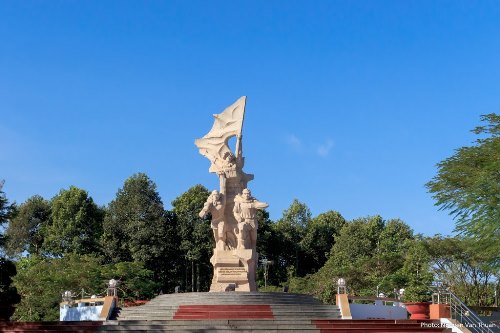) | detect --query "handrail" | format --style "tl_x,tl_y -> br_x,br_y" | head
348,295 -> 400,302
432,289 -> 496,333
337,293 -> 352,319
